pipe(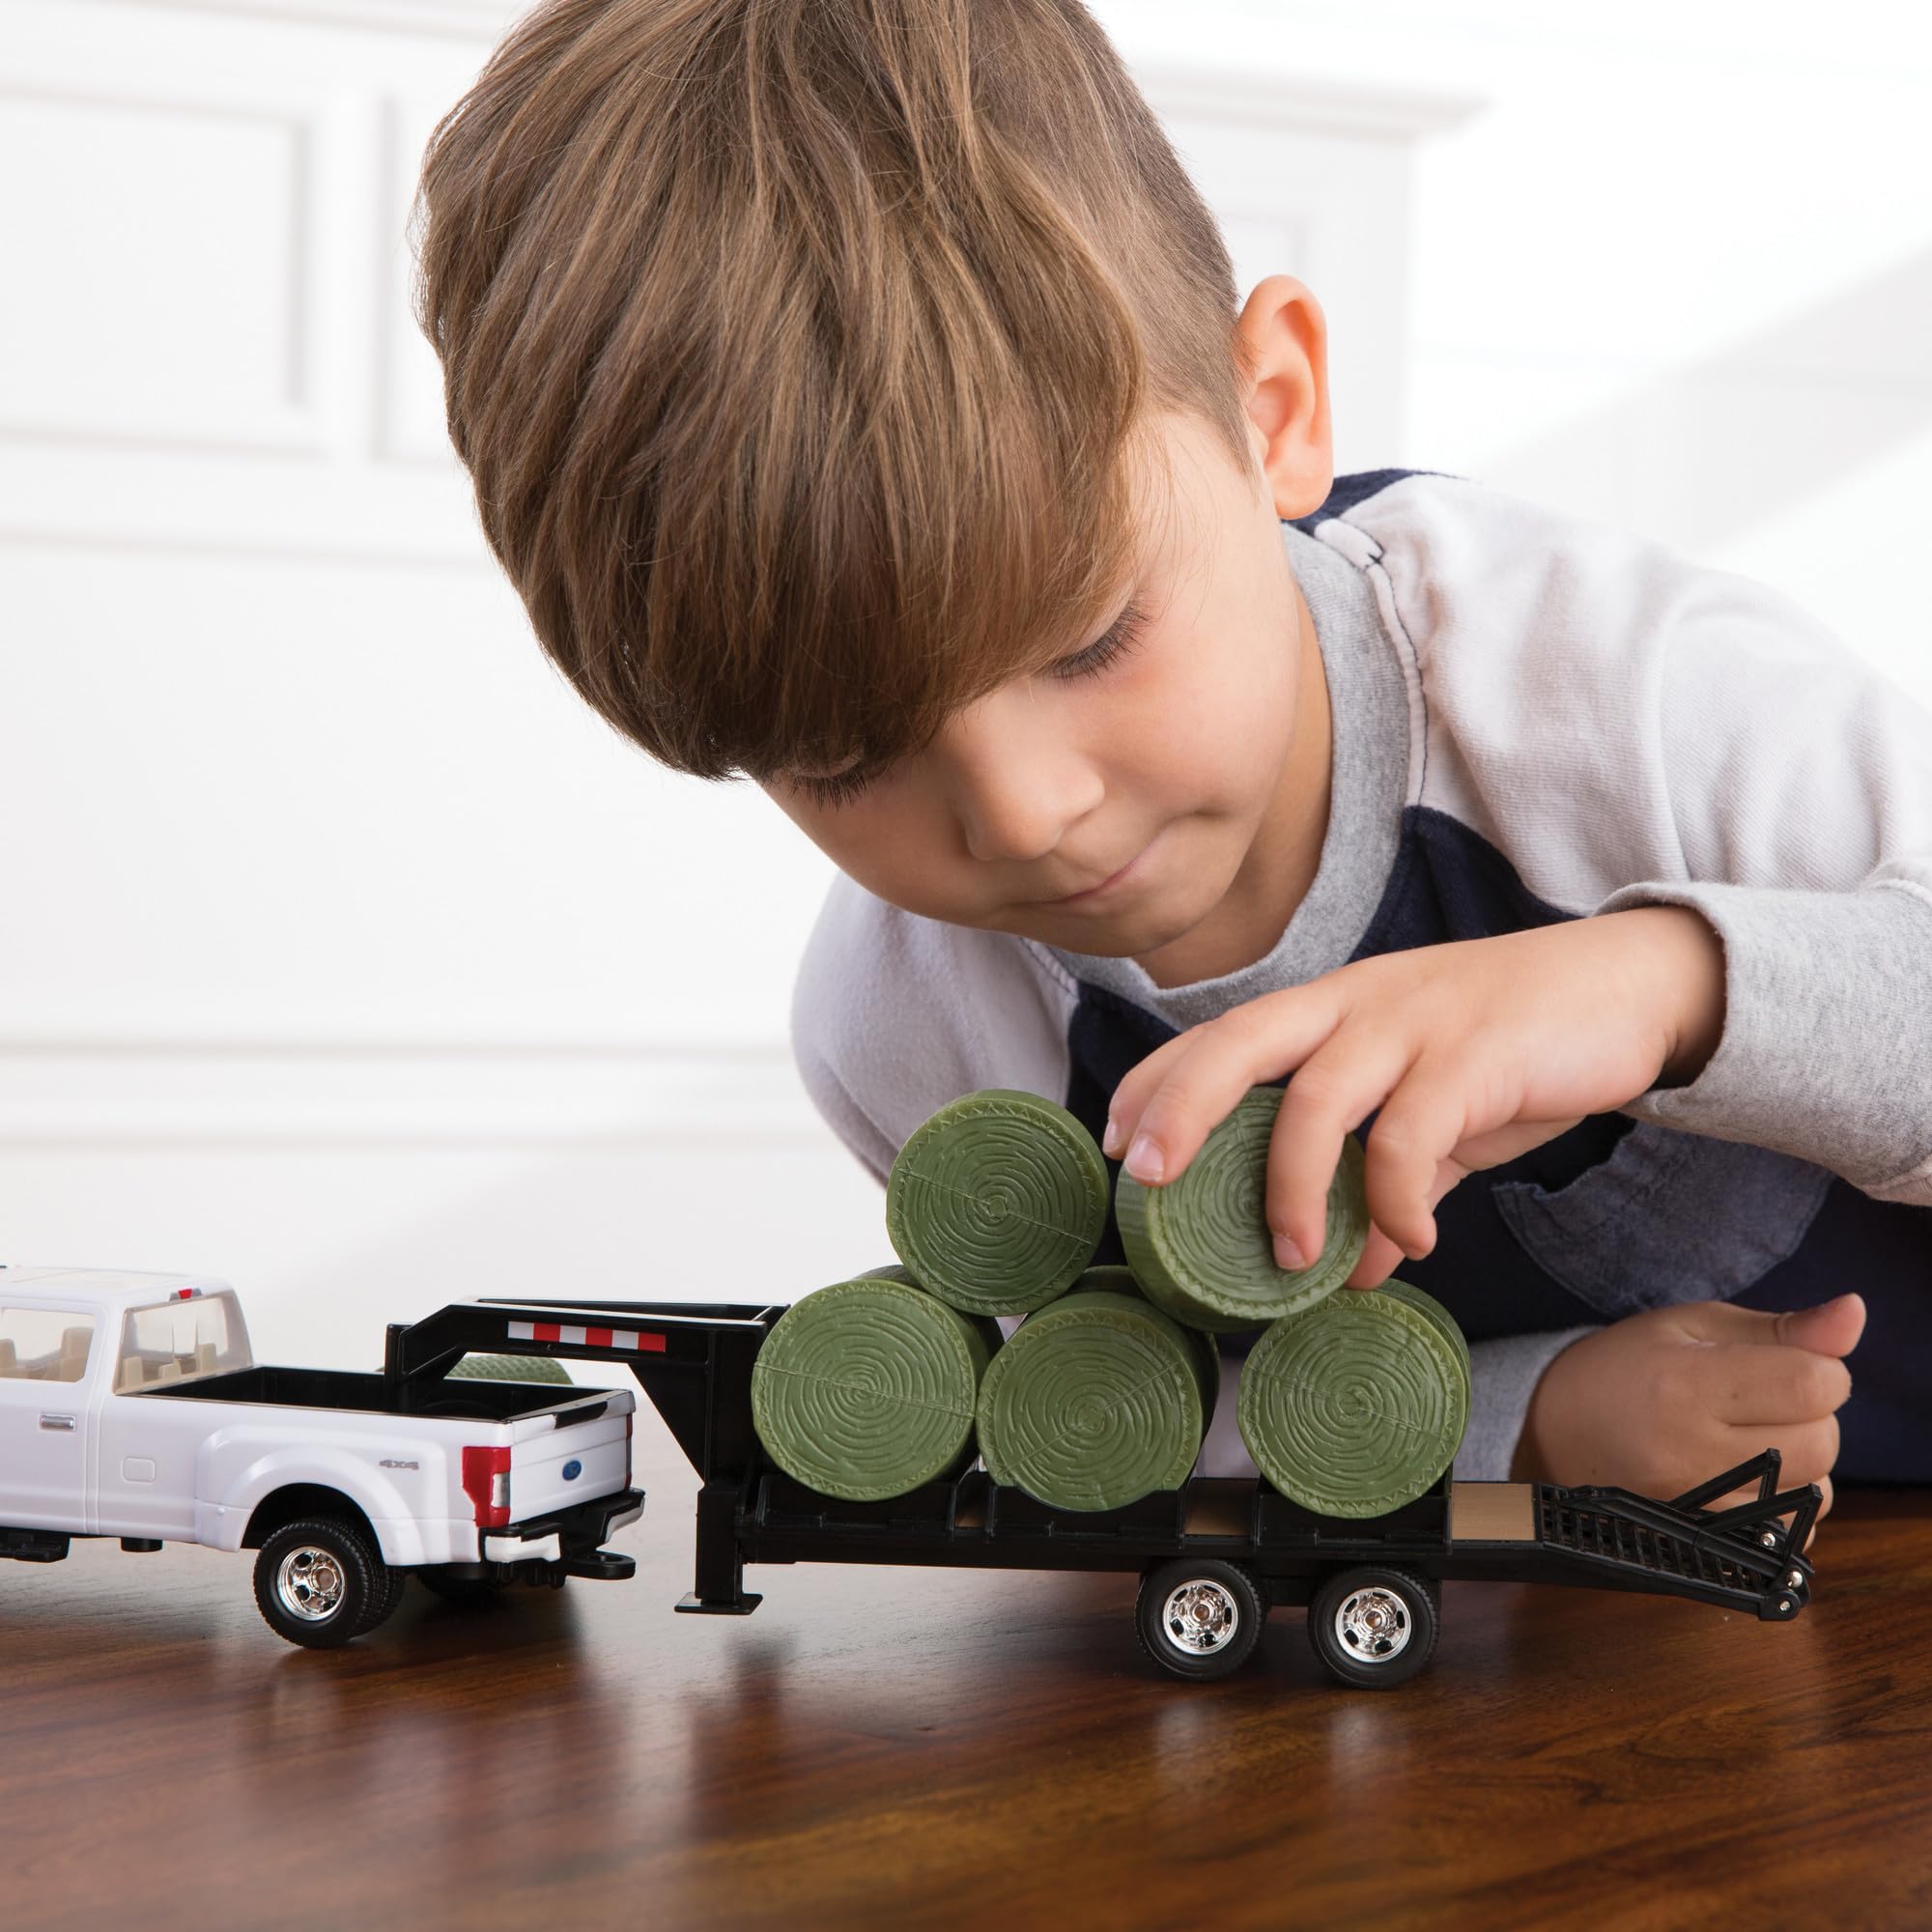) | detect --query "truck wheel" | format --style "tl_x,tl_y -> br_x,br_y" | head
1135,1557 -> 1265,1681
357,1560 -> 409,1635
1308,1566 -> 1439,1689
253,1519 -> 388,1649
